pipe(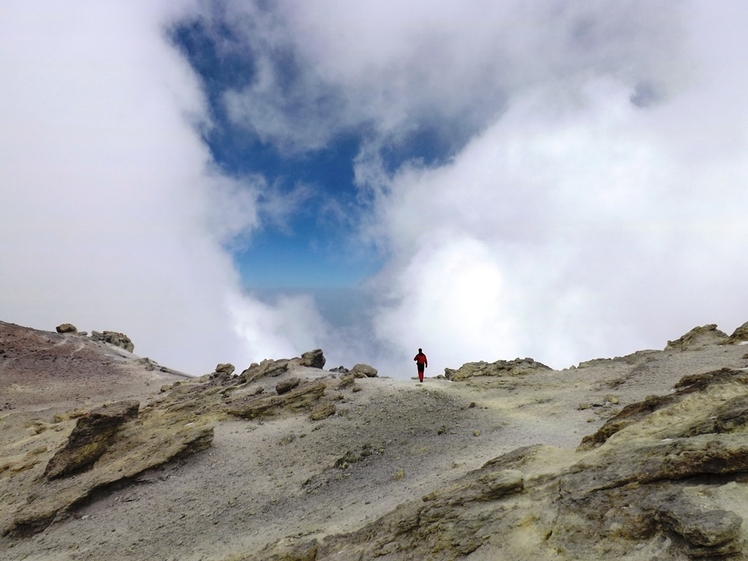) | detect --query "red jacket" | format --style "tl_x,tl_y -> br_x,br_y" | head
414,352 -> 428,367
